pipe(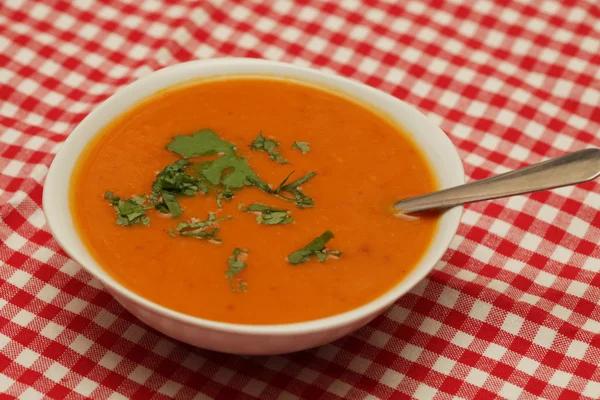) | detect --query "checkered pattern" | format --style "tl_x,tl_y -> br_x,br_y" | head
1,0 -> 599,398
